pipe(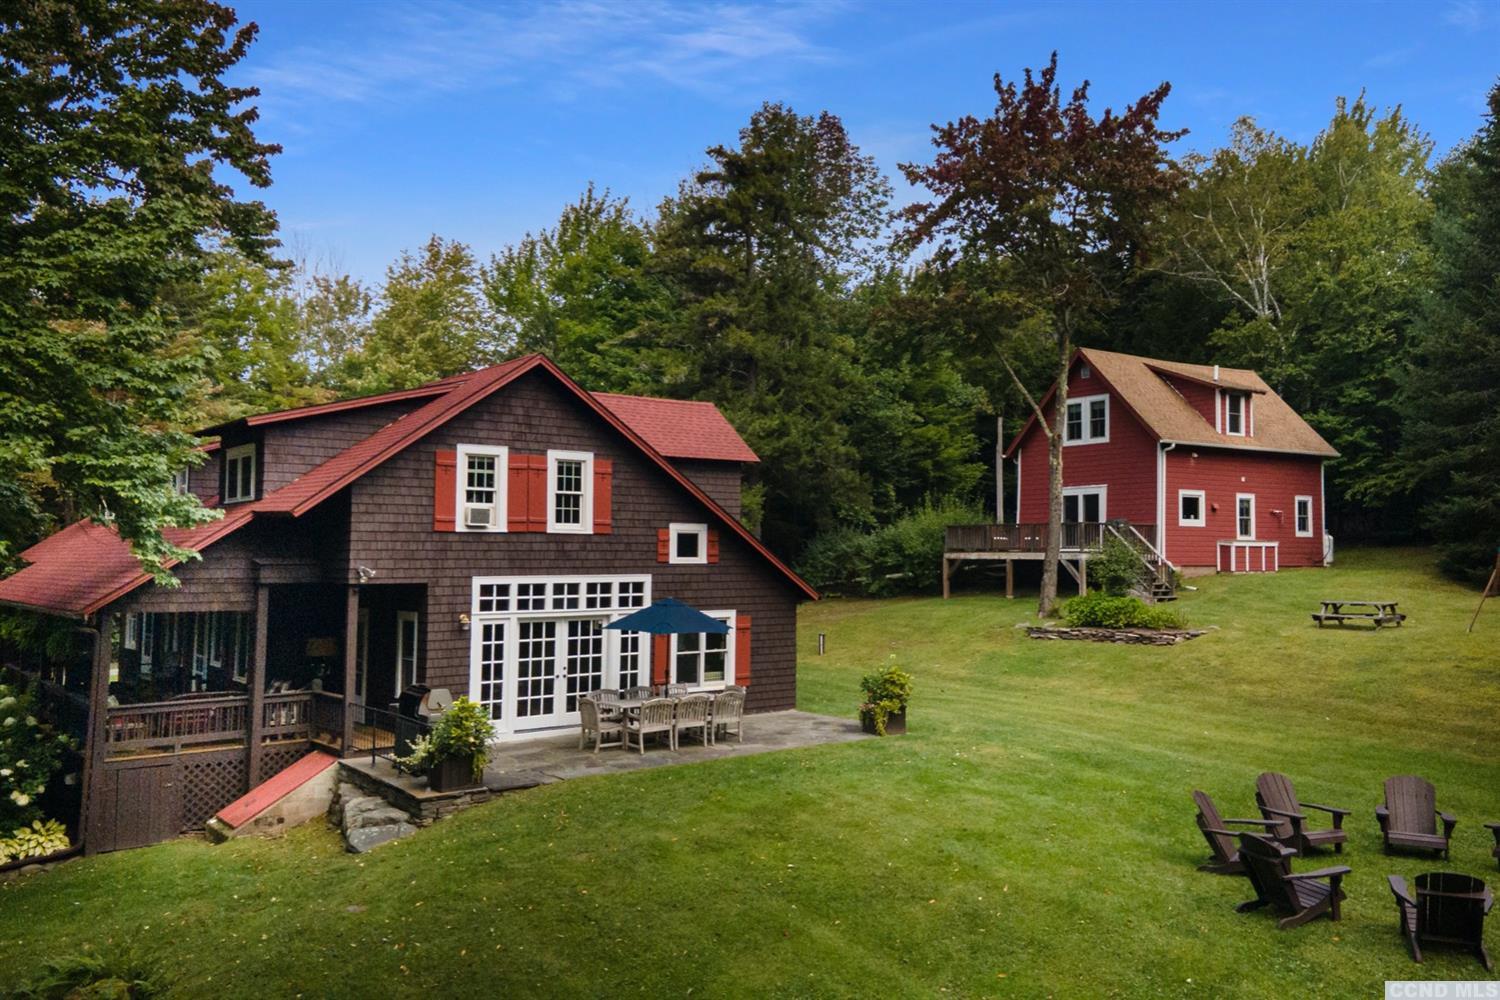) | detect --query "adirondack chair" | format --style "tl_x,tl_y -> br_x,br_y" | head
1255,772 -> 1350,854
1235,832 -> 1350,929
1376,776 -> 1457,857
1387,873 -> 1494,971
1191,790 -> 1282,875
1486,823 -> 1500,870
